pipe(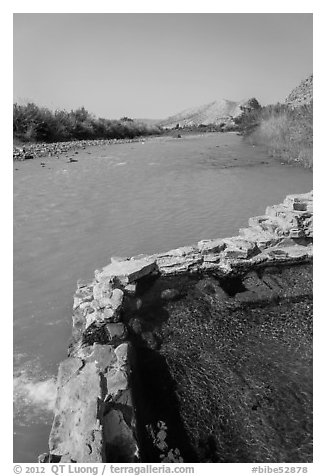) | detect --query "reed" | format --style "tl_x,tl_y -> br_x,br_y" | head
236,103 -> 313,168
